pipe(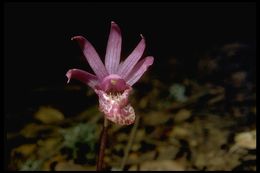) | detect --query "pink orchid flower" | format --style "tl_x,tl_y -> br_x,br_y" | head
66,22 -> 154,125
